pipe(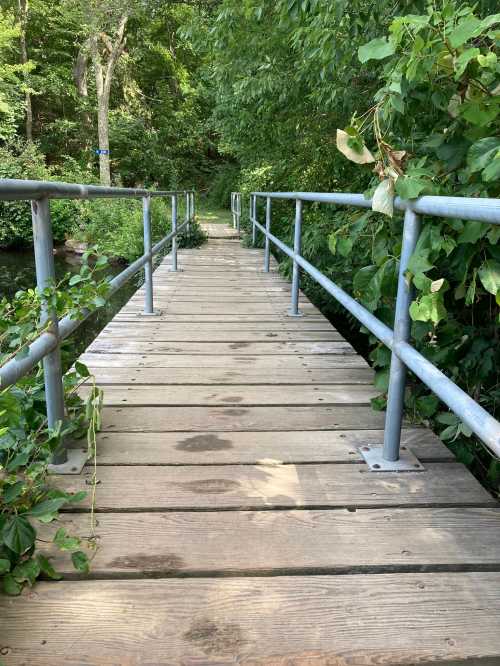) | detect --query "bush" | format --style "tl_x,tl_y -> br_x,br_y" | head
0,142 -> 50,248
73,197 -> 206,262
0,142 -> 93,248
